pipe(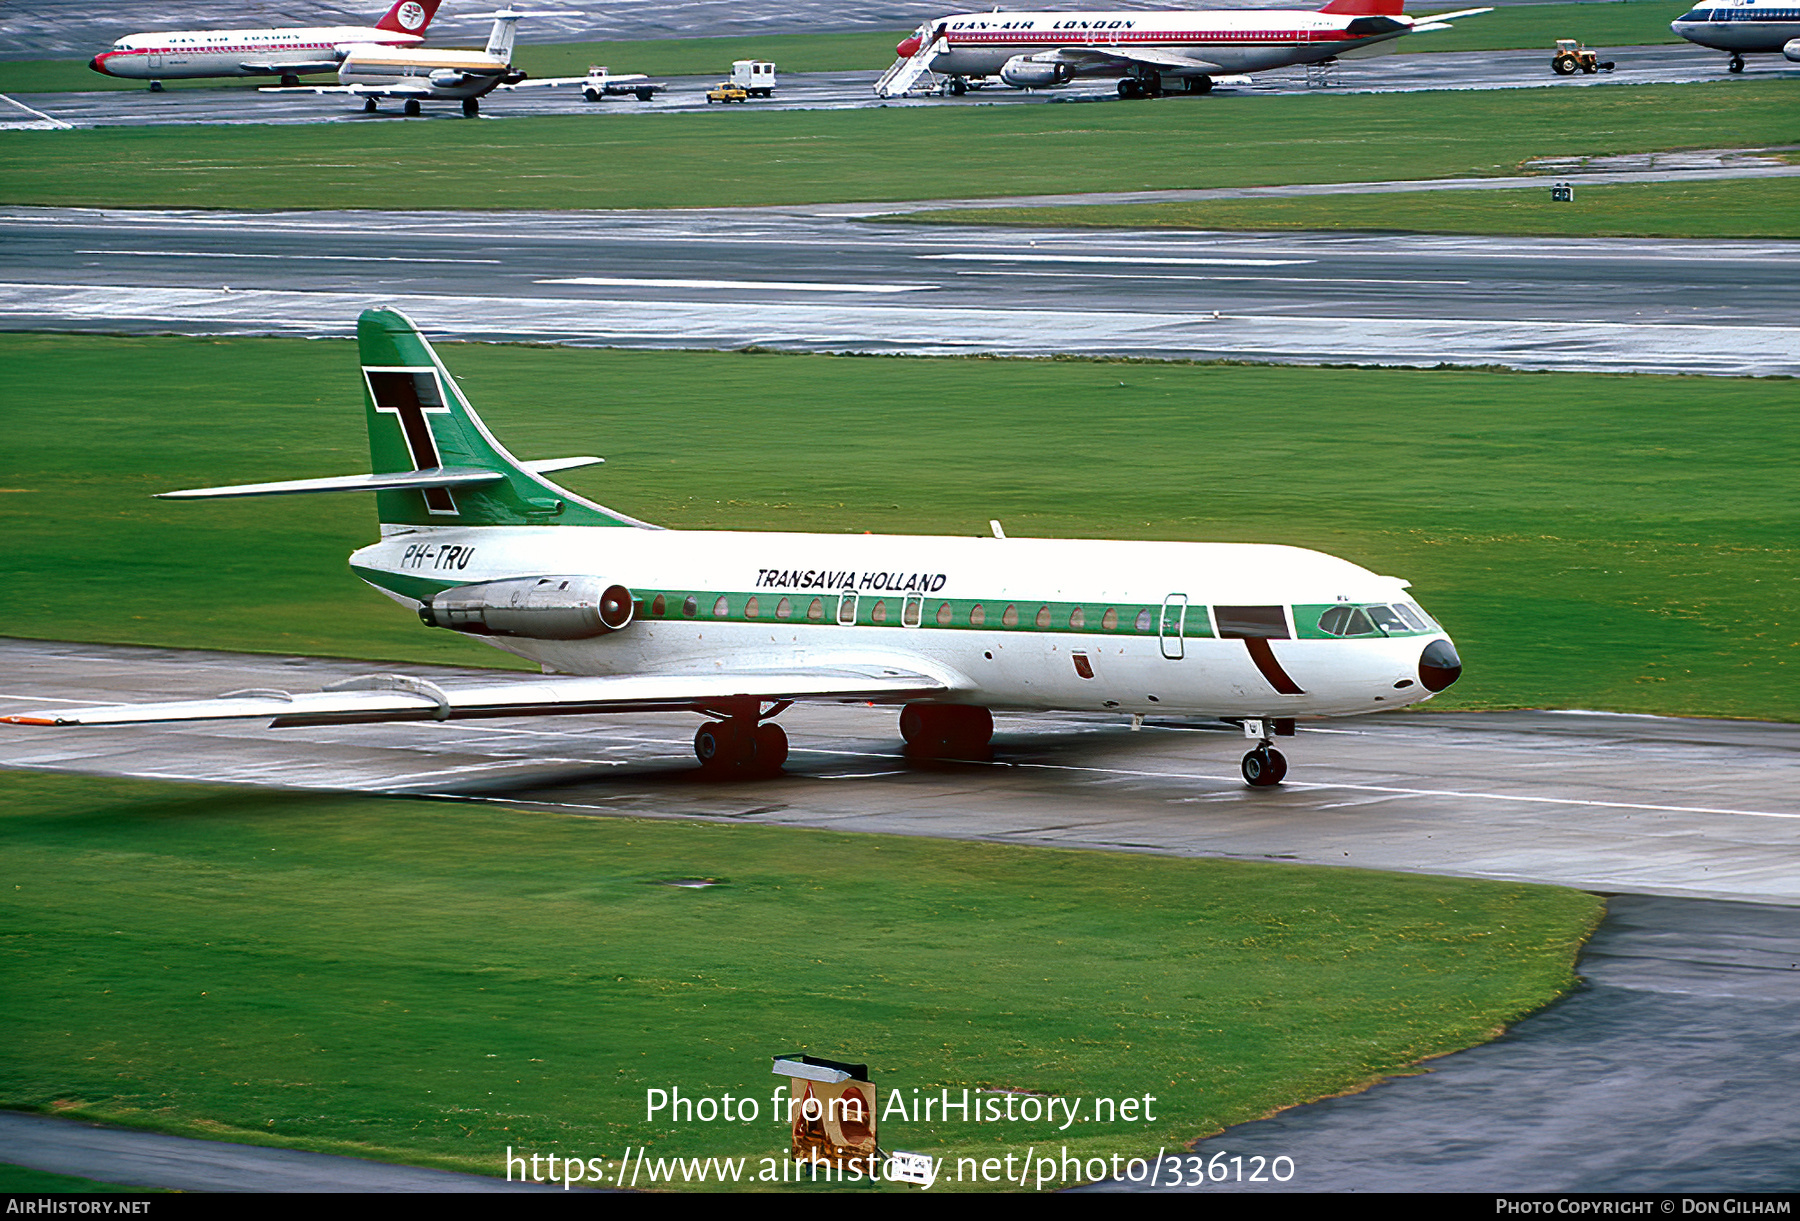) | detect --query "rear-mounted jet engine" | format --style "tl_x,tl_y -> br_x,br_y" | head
421,576 -> 633,639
